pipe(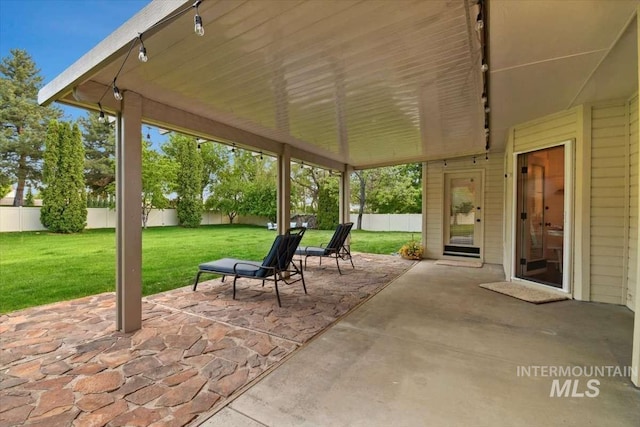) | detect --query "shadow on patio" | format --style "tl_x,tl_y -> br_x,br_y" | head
0,253 -> 415,426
